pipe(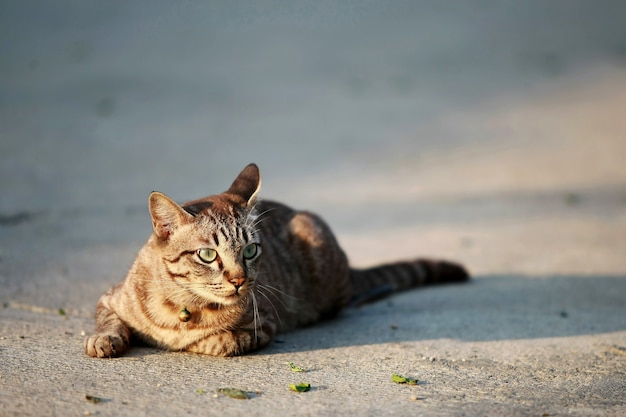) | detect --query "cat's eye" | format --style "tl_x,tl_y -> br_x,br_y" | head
197,248 -> 218,263
242,243 -> 258,260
